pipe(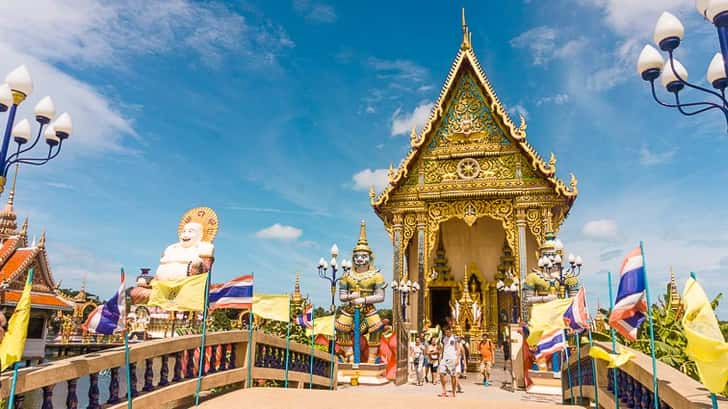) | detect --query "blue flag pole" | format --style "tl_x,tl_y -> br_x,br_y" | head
564,330 -> 574,404
194,272 -> 211,406
689,272 -> 720,409
6,269 -> 34,409
124,330 -> 133,409
309,305 -> 315,389
284,298 -> 292,388
329,317 -> 336,390
246,274 -> 254,388
607,271 -> 620,409
640,242 -> 659,409
576,331 -> 583,405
